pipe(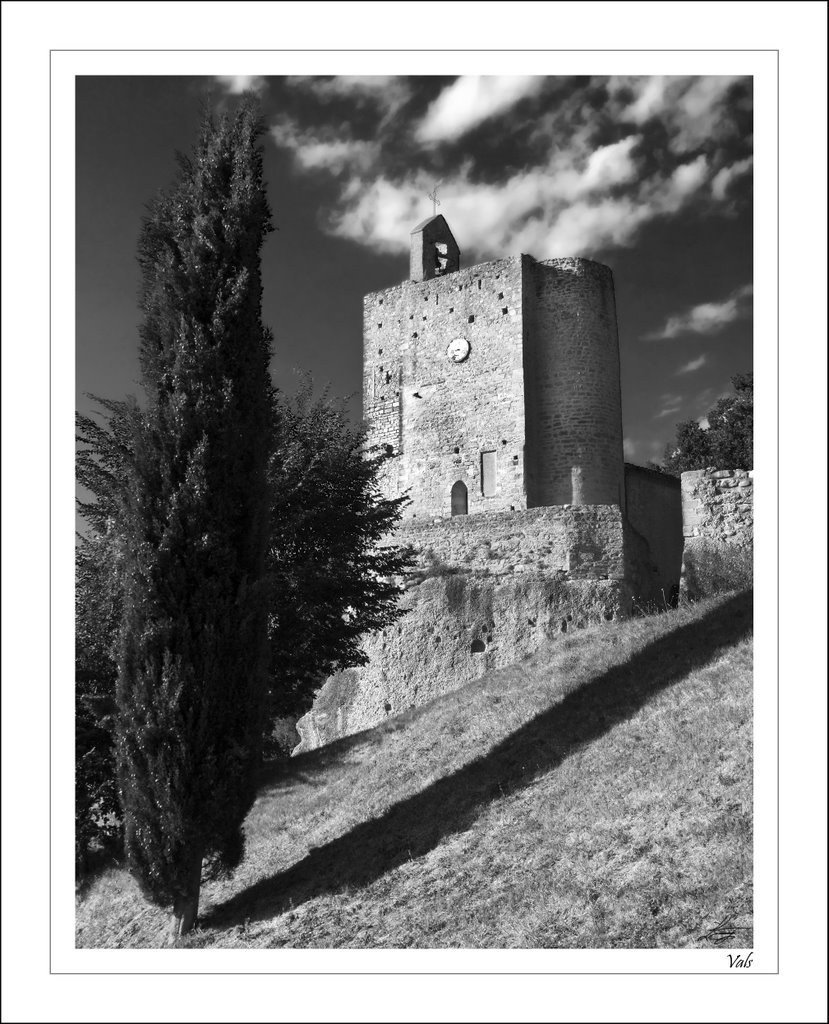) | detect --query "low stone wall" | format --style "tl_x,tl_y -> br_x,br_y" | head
680,468 -> 753,598
294,571 -> 631,752
386,505 -> 626,580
